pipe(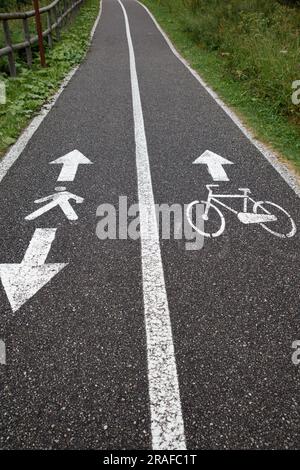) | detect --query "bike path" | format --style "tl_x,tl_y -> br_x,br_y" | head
126,0 -> 300,448
0,0 -> 299,450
